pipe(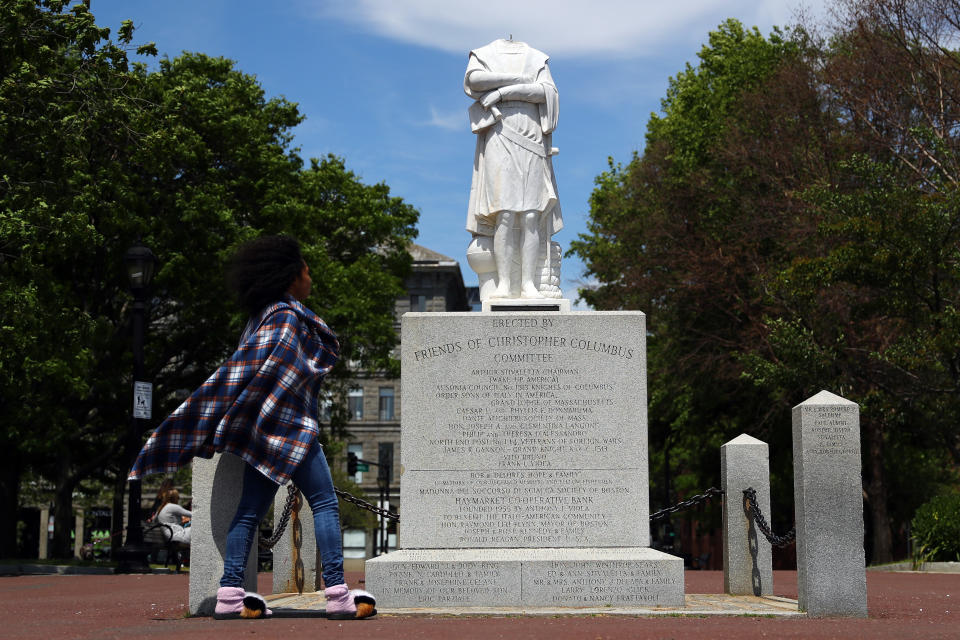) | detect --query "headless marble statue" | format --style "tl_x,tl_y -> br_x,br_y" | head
464,39 -> 563,301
